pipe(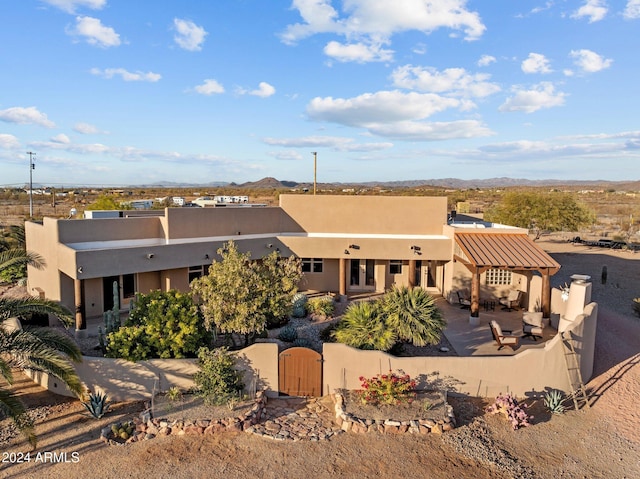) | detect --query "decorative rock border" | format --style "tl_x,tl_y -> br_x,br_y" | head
100,390 -> 268,445
331,389 -> 456,435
